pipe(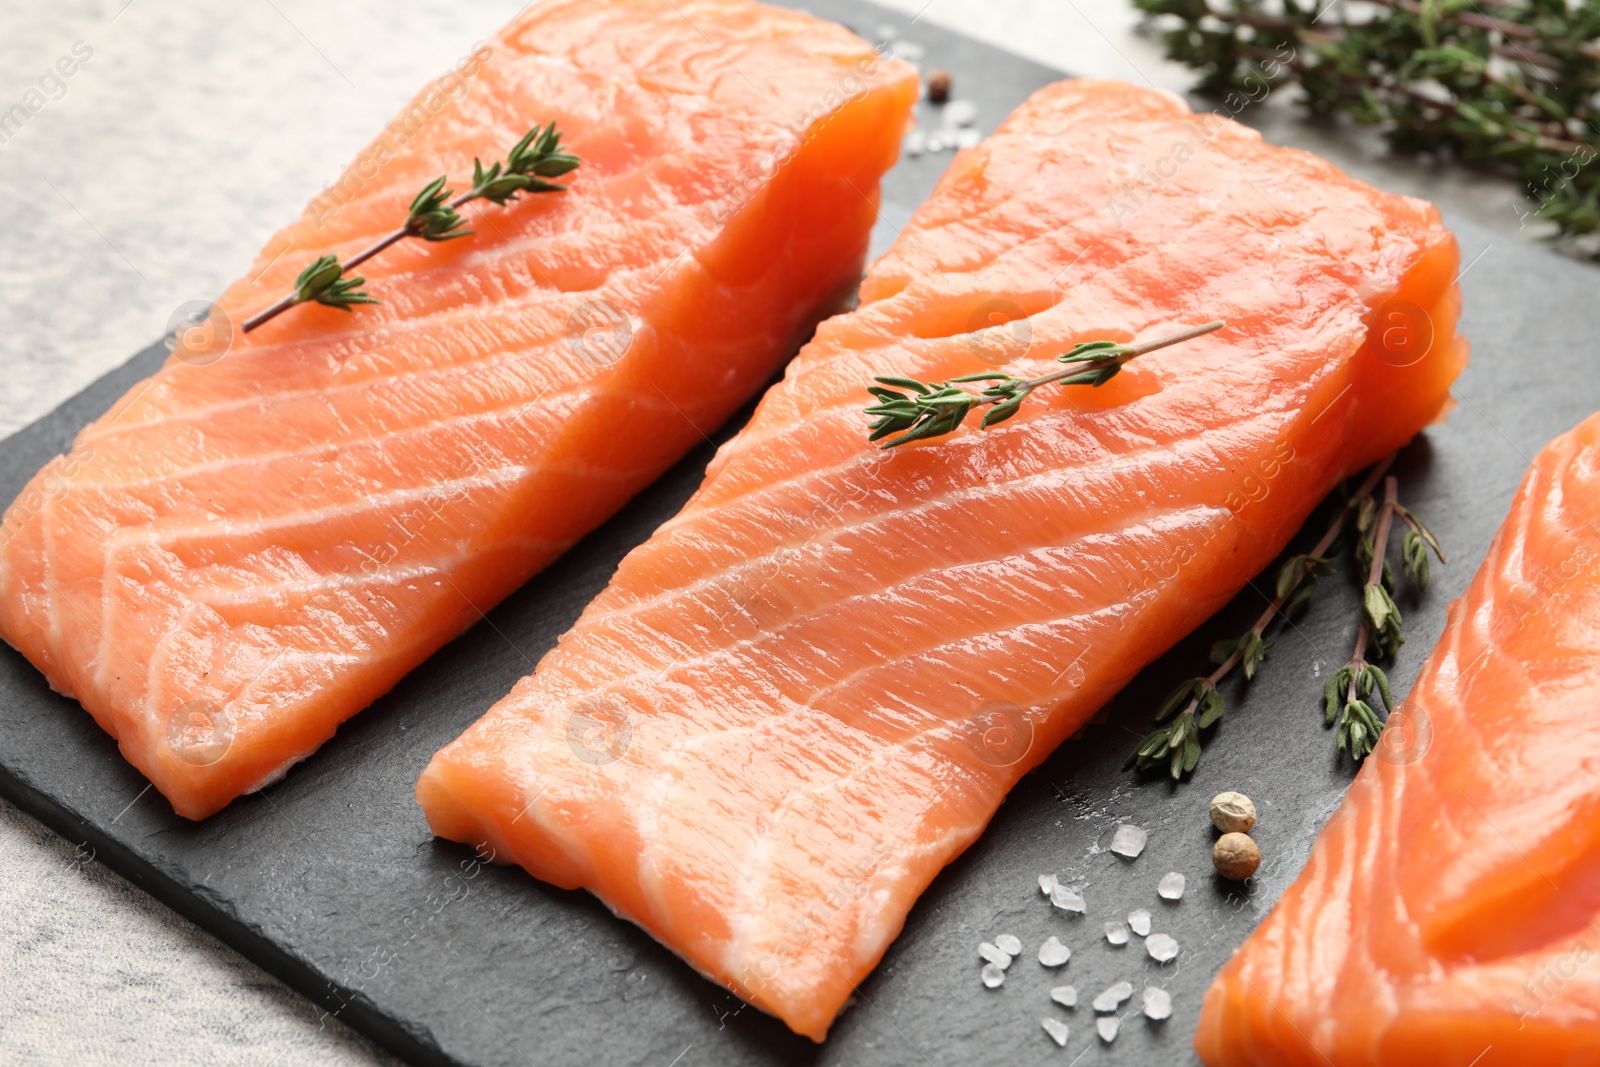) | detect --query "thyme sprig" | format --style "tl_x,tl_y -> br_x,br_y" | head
241,123 -> 578,333
1128,455 -> 1446,778
864,320 -> 1225,448
1126,452 -> 1400,779
1133,0 -> 1600,259
1328,475 -> 1445,759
